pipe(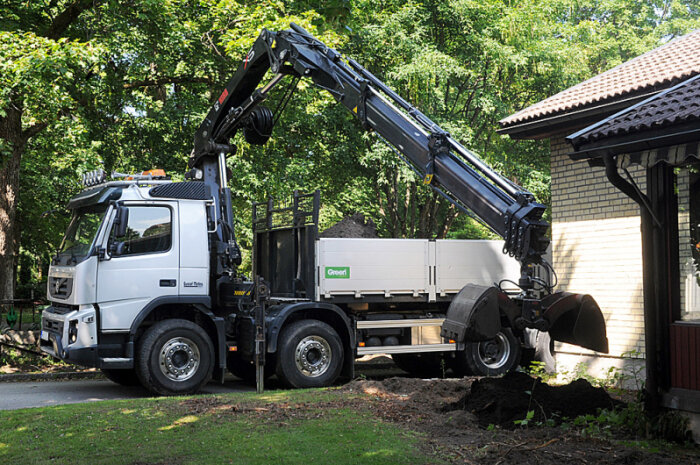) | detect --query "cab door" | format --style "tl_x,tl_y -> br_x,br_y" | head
96,203 -> 179,330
